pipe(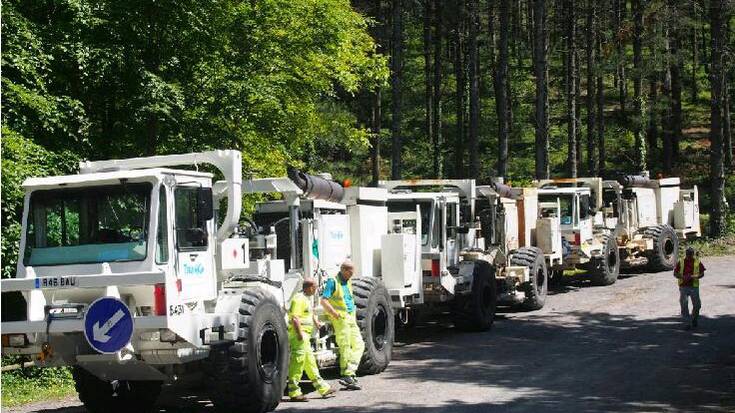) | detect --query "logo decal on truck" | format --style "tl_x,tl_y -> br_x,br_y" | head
183,263 -> 205,276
